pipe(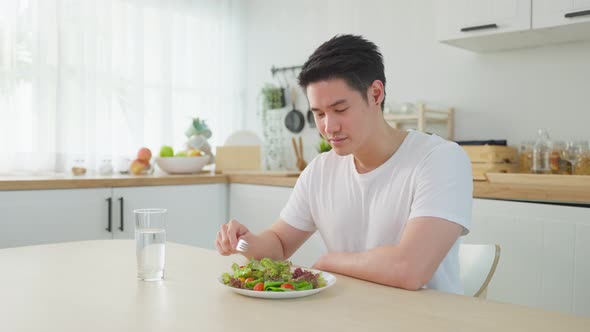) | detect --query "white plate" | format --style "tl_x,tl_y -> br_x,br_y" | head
218,269 -> 336,299
224,130 -> 263,146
